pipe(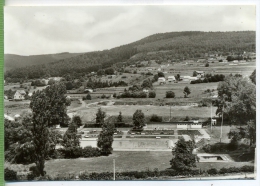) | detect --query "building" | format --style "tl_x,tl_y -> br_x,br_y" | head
177,121 -> 202,129
147,121 -> 202,130
167,76 -> 176,82
189,77 -> 198,81
158,77 -> 166,84
4,114 -> 15,121
196,71 -> 205,77
13,90 -> 26,101
197,59 -> 207,63
180,76 -> 191,82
